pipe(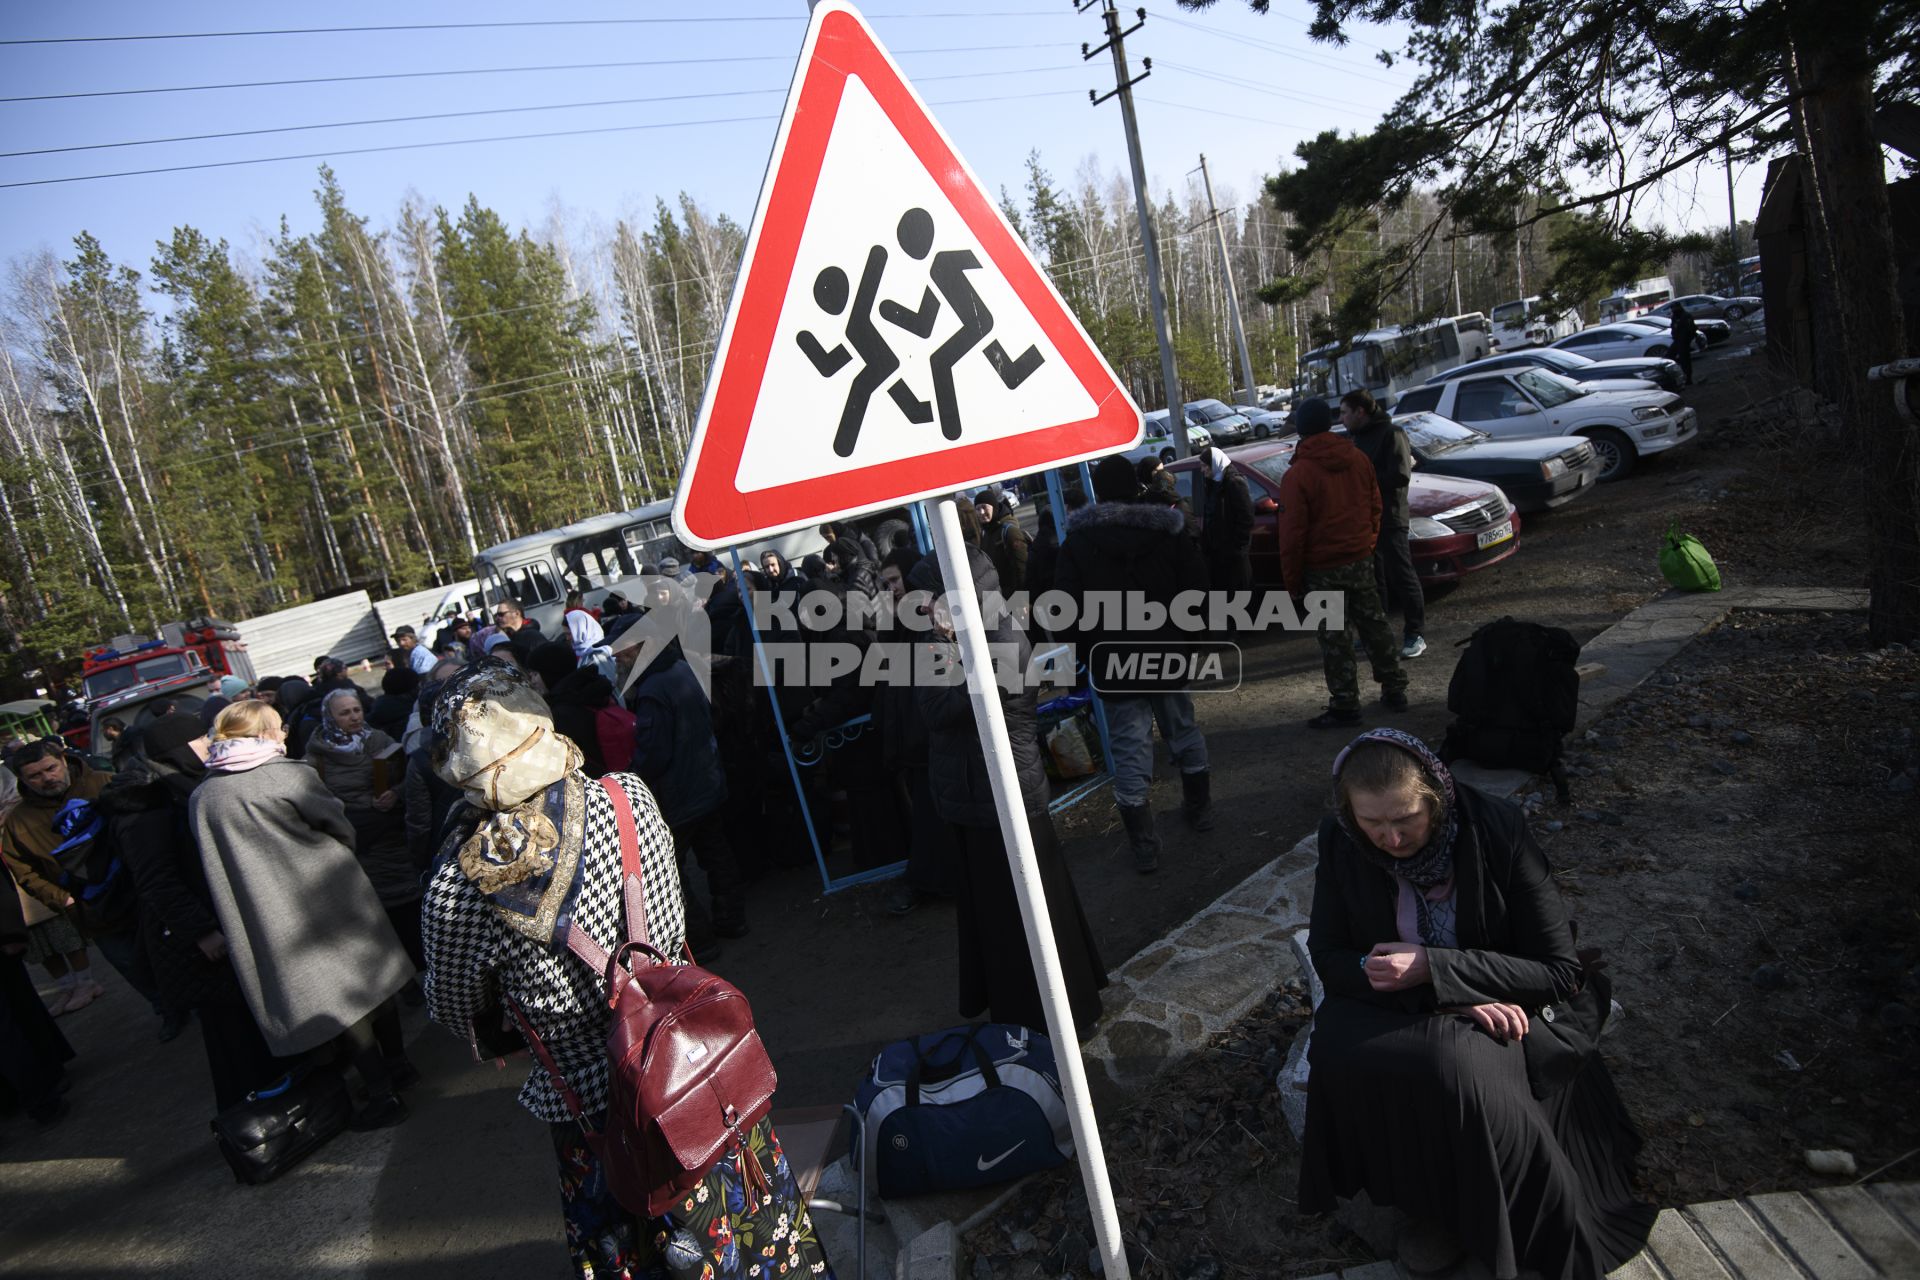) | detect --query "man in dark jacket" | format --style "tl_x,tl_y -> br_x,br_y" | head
1196,446 -> 1255,592
629,644 -> 748,940
1053,455 -> 1214,872
1341,389 -> 1427,659
1279,399 -> 1409,727
979,490 -> 1031,595
1668,304 -> 1697,386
